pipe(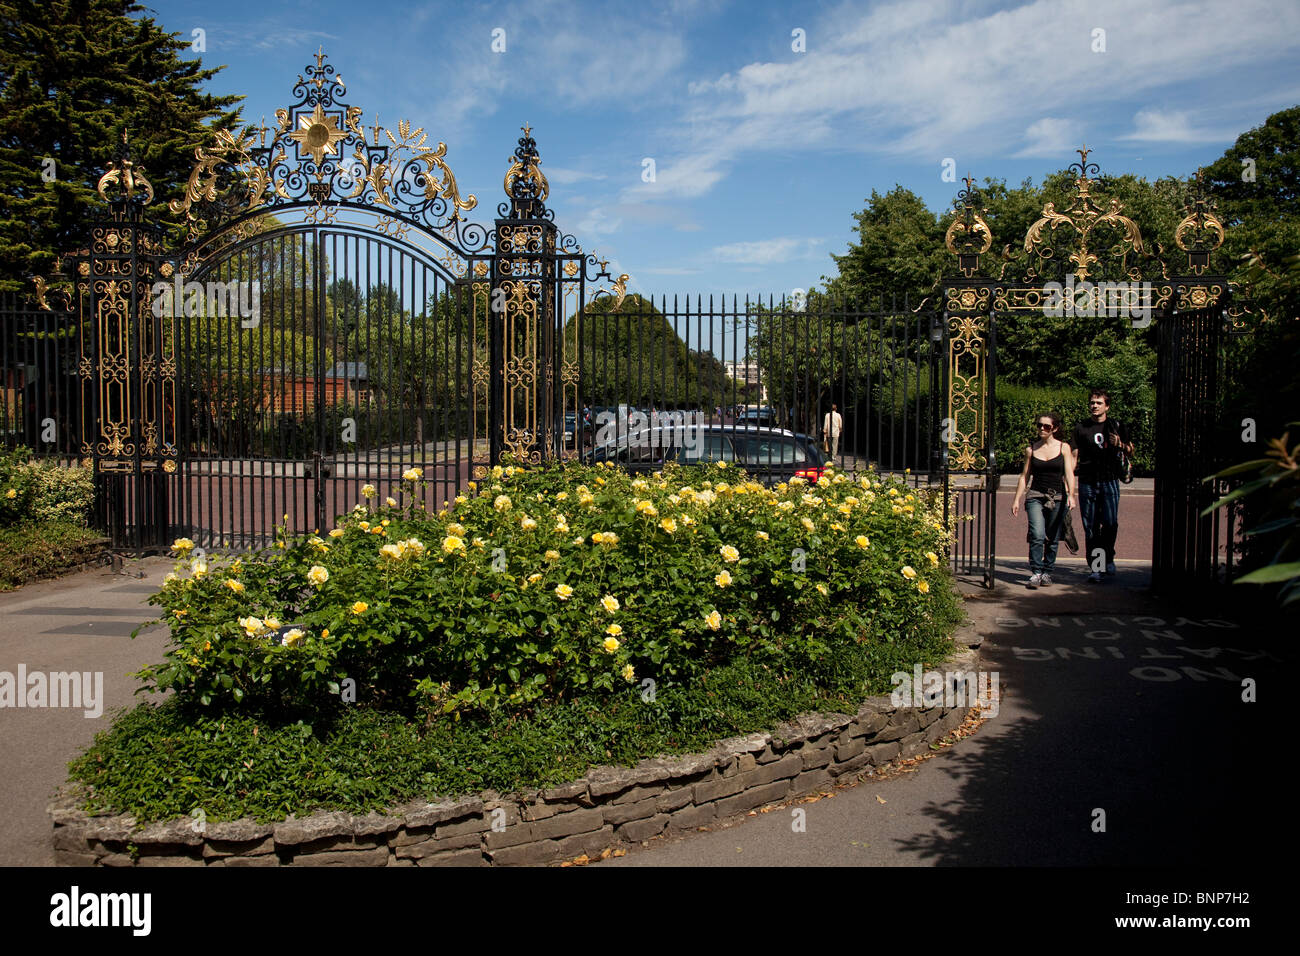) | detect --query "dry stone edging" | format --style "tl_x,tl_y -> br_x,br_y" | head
49,646 -> 983,866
